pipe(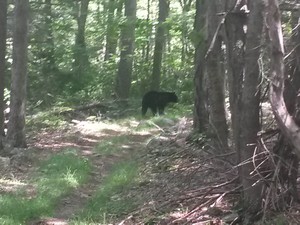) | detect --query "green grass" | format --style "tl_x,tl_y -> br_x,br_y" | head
0,150 -> 91,225
70,125 -> 145,224
71,159 -> 140,224
27,107 -> 70,130
94,136 -> 129,155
